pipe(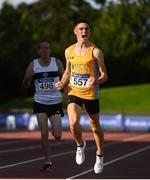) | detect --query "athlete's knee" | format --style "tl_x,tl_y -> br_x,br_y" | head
41,130 -> 48,138
53,132 -> 61,140
52,131 -> 62,140
69,120 -> 79,131
54,136 -> 61,140
90,123 -> 100,134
